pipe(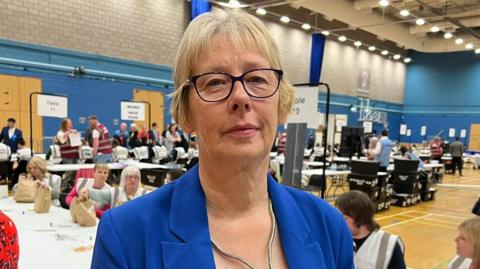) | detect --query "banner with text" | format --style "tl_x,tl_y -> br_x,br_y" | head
121,101 -> 145,121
